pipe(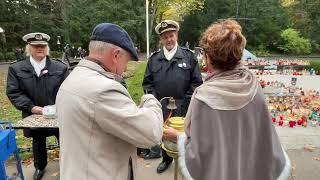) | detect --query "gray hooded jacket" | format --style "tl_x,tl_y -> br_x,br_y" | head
178,67 -> 291,180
